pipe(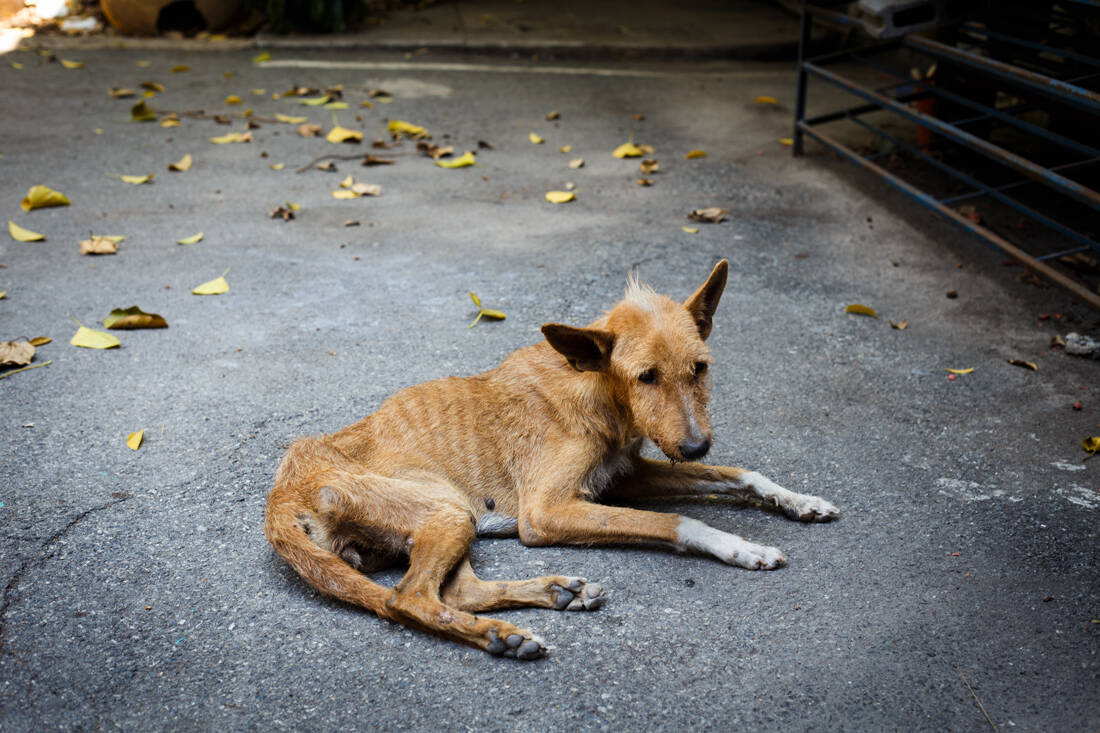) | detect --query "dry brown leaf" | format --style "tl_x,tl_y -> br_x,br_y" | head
139,81 -> 164,92
568,158 -> 584,169
546,110 -> 560,120
168,153 -> 192,172
638,144 -> 655,154
417,141 -> 453,159
350,183 -> 381,196
105,306 -> 167,329
639,159 -> 659,174
889,319 -> 908,330
316,161 -> 338,172
636,178 -> 653,186
109,87 -> 136,98
845,304 -> 878,318
371,139 -> 392,149
0,341 -> 34,367
478,140 -> 495,150
688,207 -> 728,223
269,205 -> 295,221
80,237 -> 119,255
298,123 -> 323,138
685,149 -> 707,159
362,154 -> 395,166
1007,358 -> 1038,371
